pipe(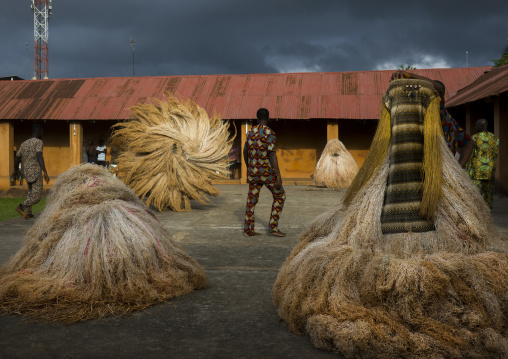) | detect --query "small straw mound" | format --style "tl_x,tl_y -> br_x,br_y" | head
111,93 -> 234,211
314,139 -> 358,188
0,164 -> 207,324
